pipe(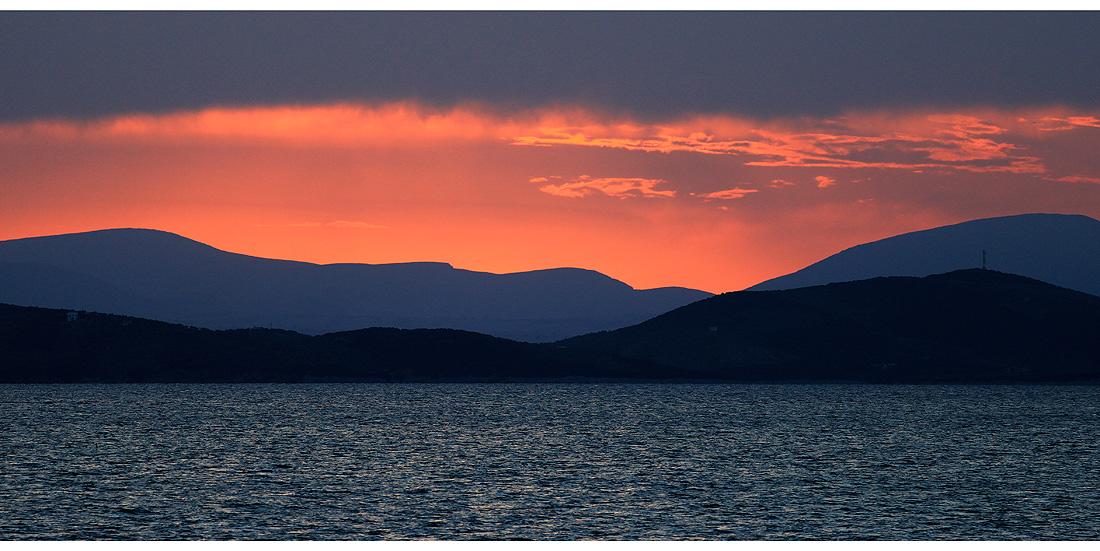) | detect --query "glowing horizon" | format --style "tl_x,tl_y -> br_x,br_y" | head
3,101 -> 1099,293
